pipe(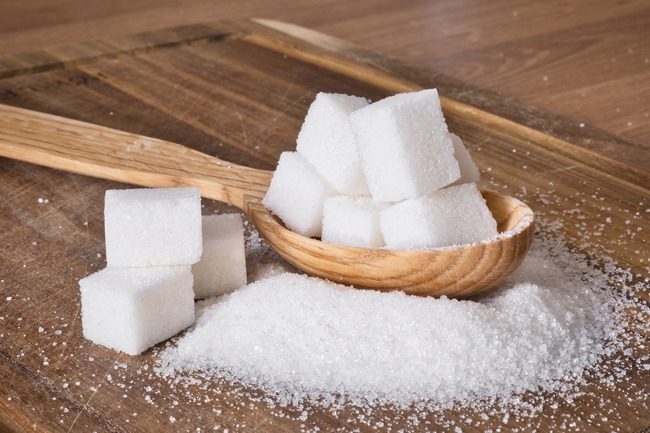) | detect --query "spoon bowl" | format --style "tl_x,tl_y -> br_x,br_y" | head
0,104 -> 533,298
247,190 -> 533,298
